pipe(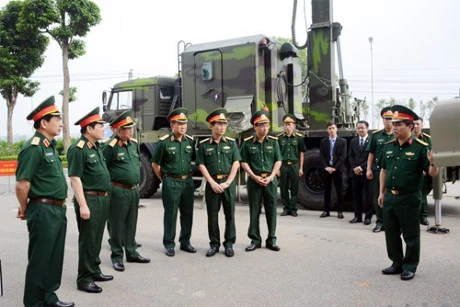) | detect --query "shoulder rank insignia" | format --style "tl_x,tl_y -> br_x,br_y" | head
130,138 -> 138,143
225,136 -> 235,141
295,132 -> 303,137
31,136 -> 40,146
185,134 -> 193,140
385,139 -> 397,144
276,132 -> 284,137
373,129 -> 383,134
76,140 -> 85,148
422,132 -> 431,138
102,137 -> 110,143
268,135 -> 278,140
109,138 -> 117,147
416,138 -> 428,146
43,139 -> 50,147
244,135 -> 254,142
200,138 -> 210,144
159,134 -> 169,141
